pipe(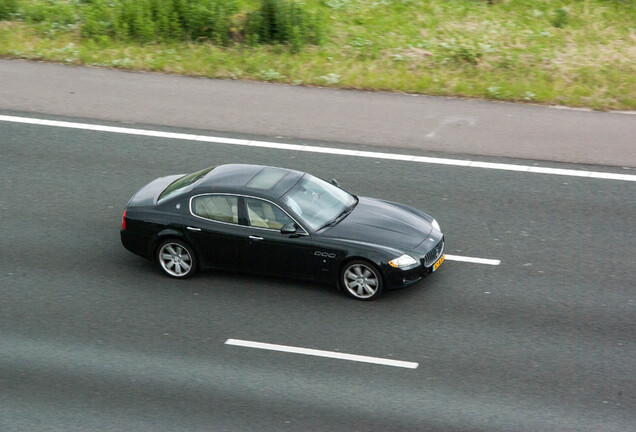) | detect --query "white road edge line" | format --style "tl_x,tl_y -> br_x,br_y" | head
445,254 -> 501,265
2,114 -> 634,182
225,339 -> 419,369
